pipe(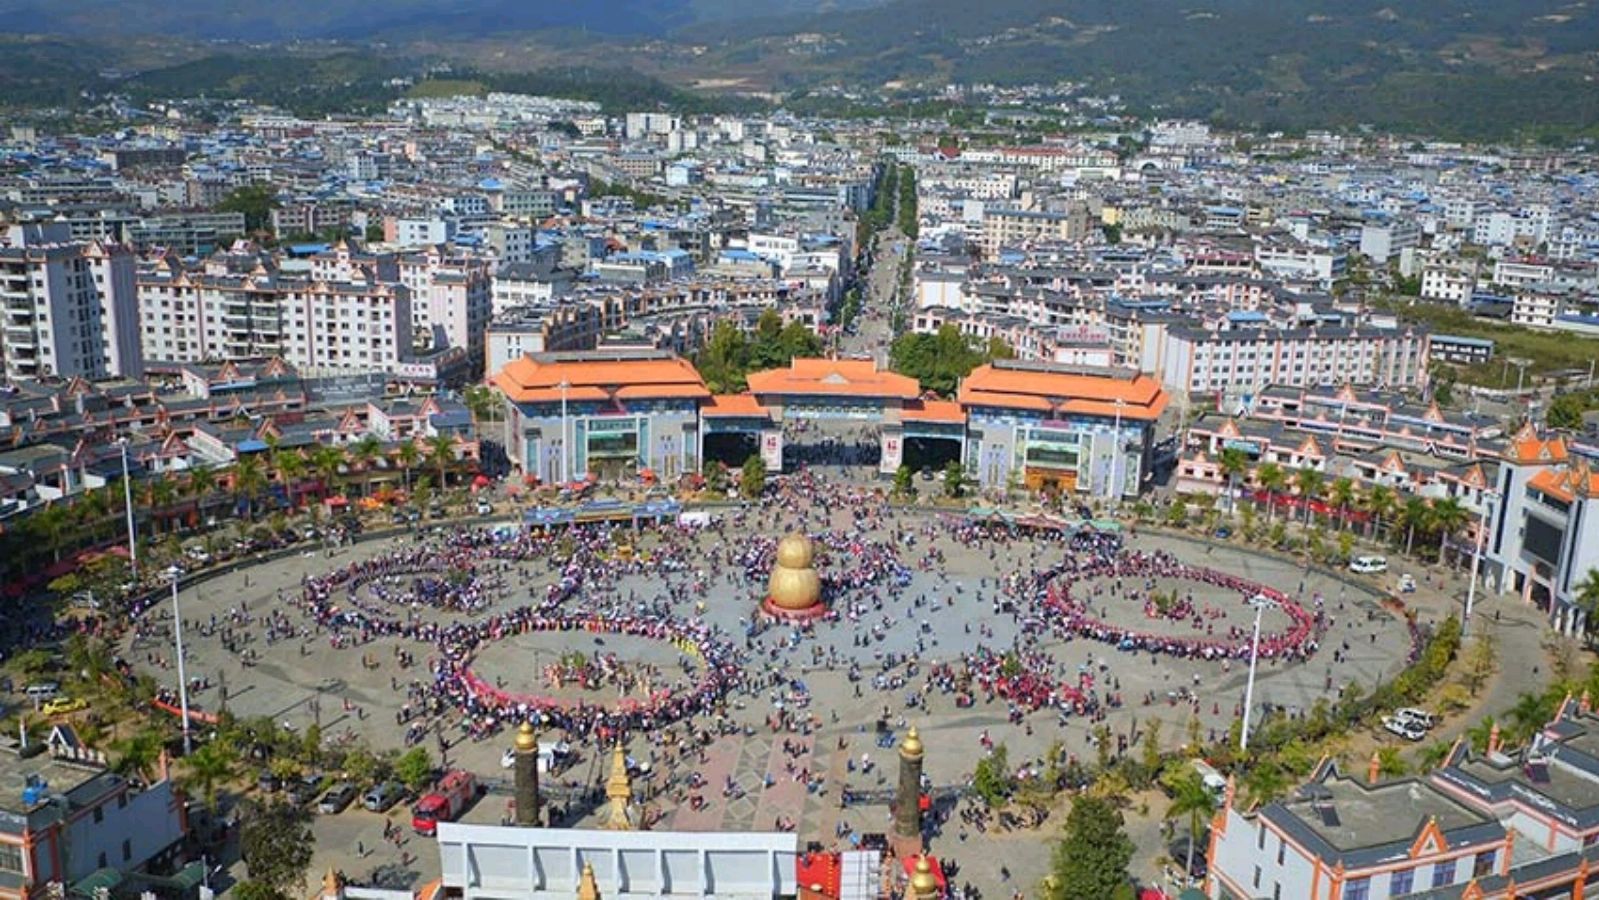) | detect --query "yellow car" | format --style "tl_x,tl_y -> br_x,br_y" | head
41,697 -> 88,716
